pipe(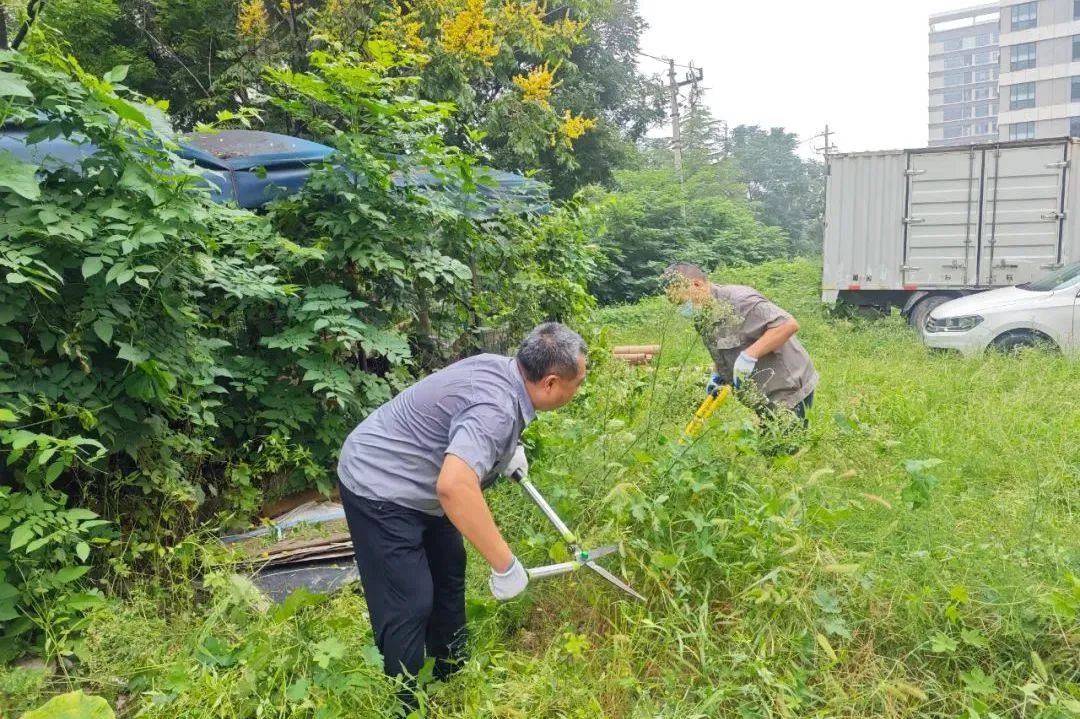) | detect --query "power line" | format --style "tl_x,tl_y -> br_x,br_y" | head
638,50 -> 694,70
